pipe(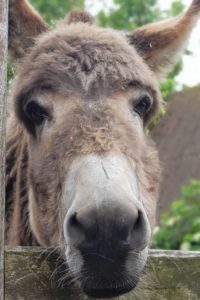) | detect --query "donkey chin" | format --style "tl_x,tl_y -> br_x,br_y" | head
62,154 -> 151,299
65,245 -> 148,299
